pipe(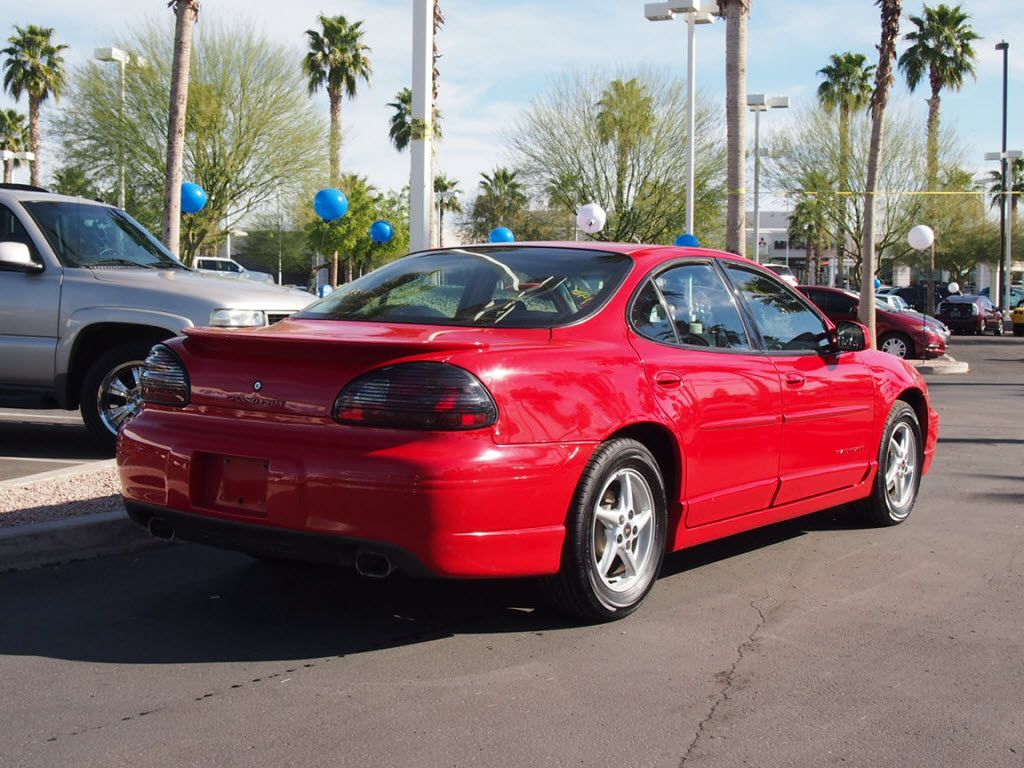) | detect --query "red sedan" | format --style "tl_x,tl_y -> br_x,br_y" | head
118,243 -> 939,621
799,285 -> 947,359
